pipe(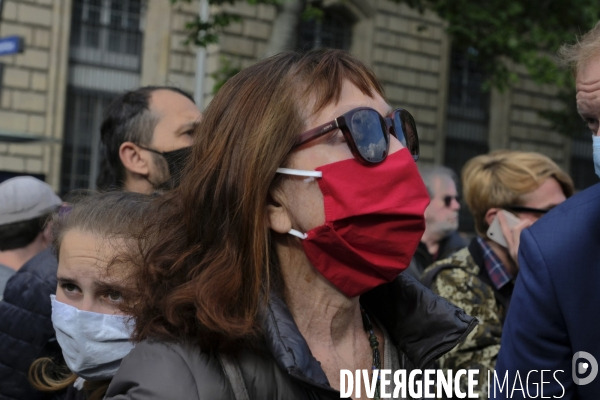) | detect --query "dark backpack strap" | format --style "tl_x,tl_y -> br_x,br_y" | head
420,264 -> 458,289
218,353 -> 250,400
